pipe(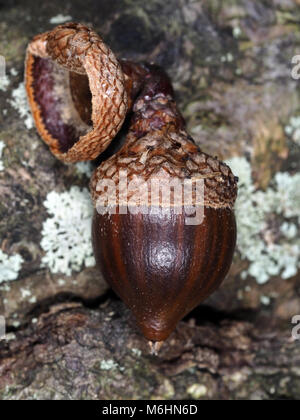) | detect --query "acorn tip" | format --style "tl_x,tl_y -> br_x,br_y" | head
148,340 -> 164,355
